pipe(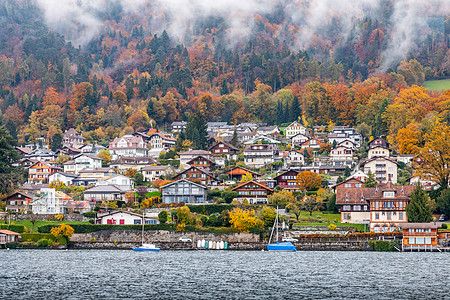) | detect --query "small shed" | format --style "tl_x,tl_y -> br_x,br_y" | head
0,230 -> 21,244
